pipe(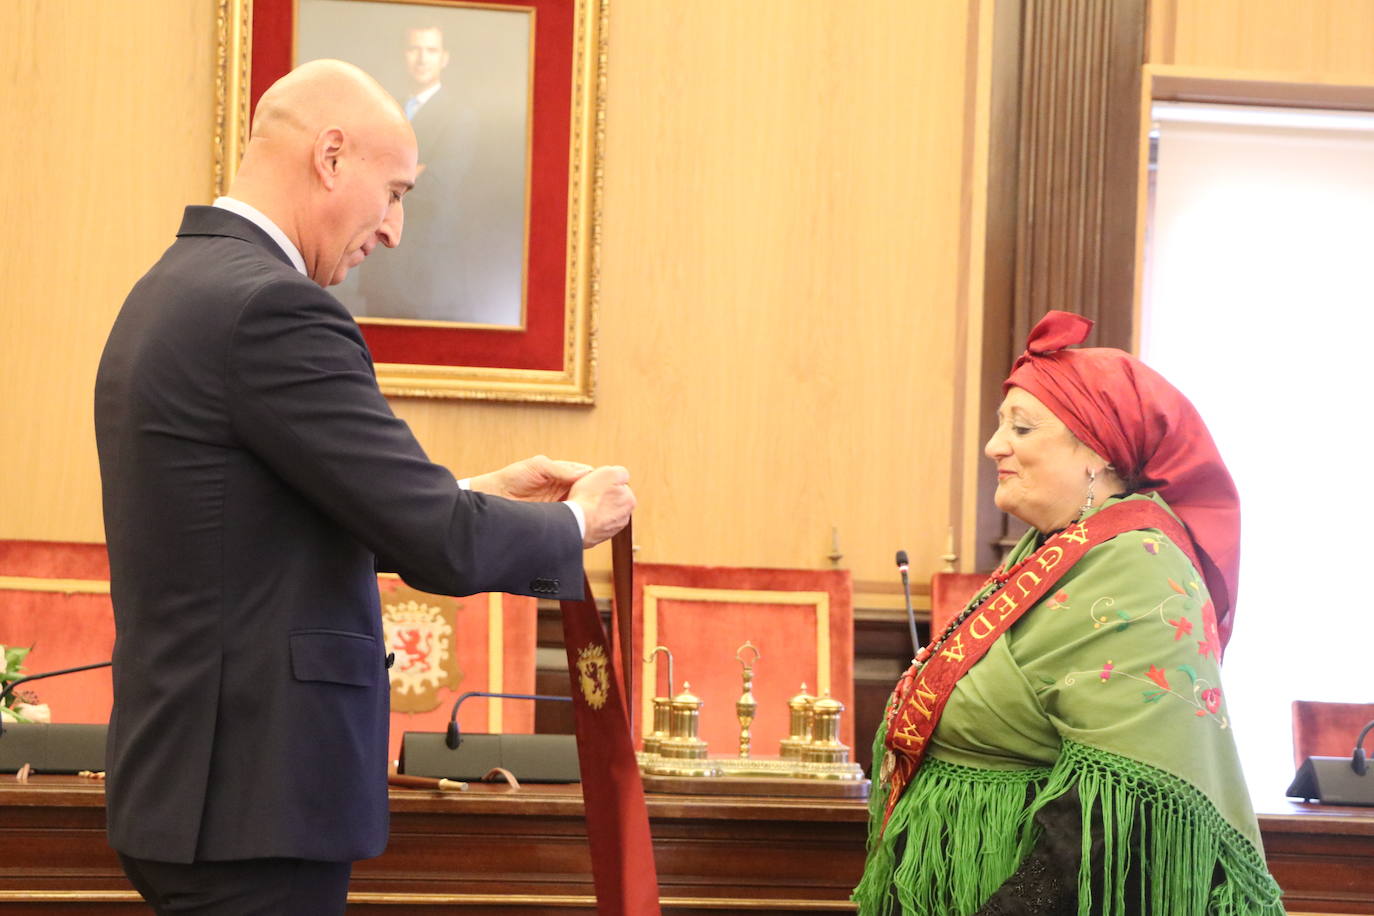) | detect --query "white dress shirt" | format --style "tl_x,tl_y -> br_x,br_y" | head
212,196 -> 306,276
